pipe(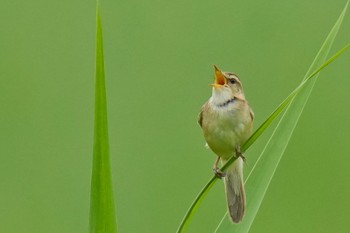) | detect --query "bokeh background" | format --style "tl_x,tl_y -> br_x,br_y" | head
1,0 -> 350,232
